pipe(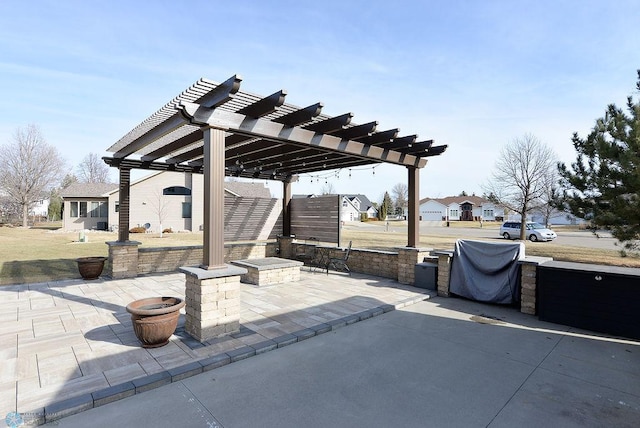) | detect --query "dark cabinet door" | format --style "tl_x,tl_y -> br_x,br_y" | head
538,266 -> 640,340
